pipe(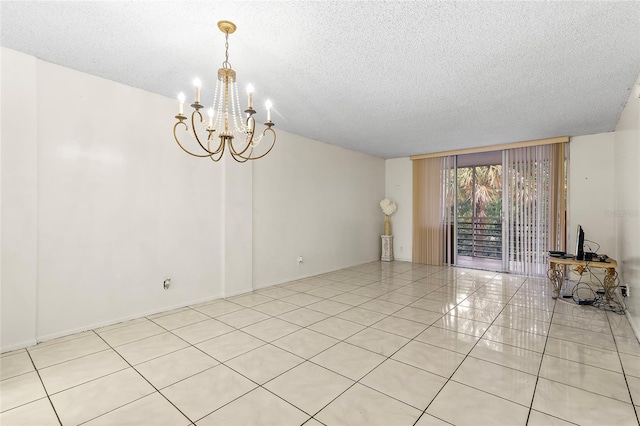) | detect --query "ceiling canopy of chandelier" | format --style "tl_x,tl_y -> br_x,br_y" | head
173,20 -> 276,163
